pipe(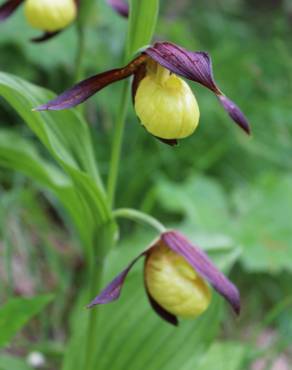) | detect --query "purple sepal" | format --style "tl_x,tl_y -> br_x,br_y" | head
145,42 -> 220,94
0,0 -> 23,21
162,231 -> 240,315
218,95 -> 250,135
87,253 -> 145,307
107,0 -> 129,18
31,31 -> 61,43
